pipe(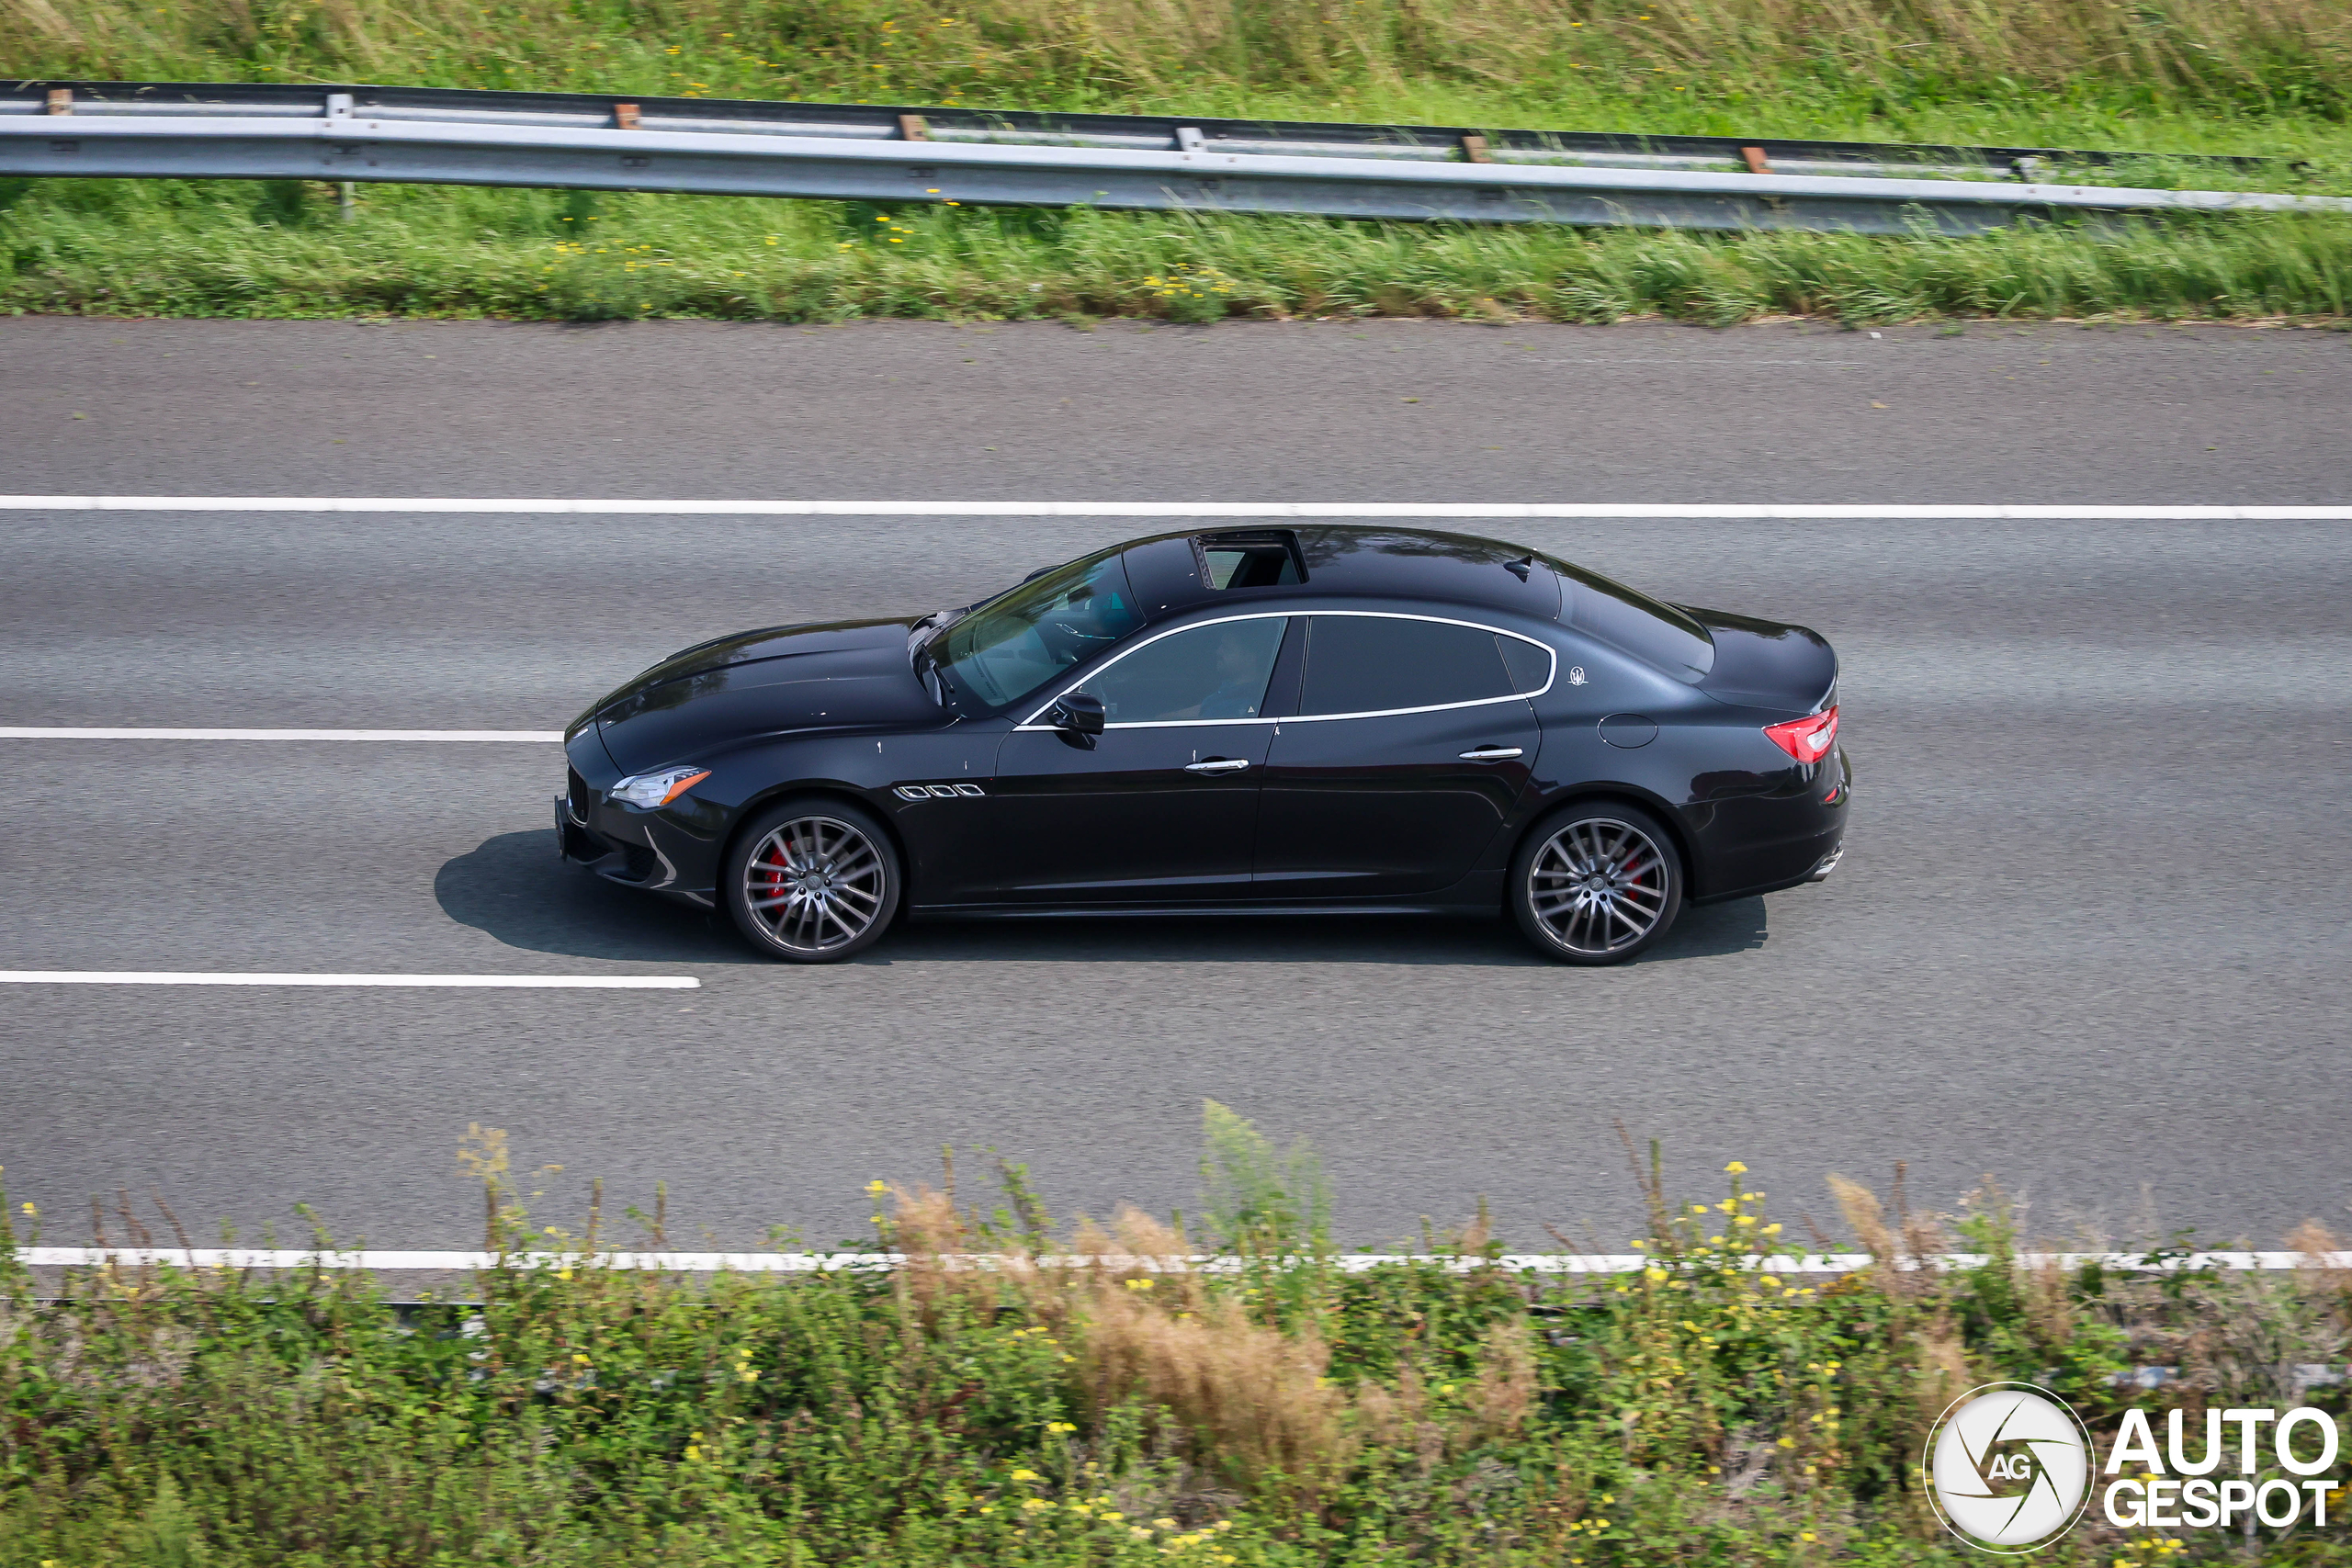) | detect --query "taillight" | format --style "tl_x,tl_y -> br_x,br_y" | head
1763,705 -> 1838,763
